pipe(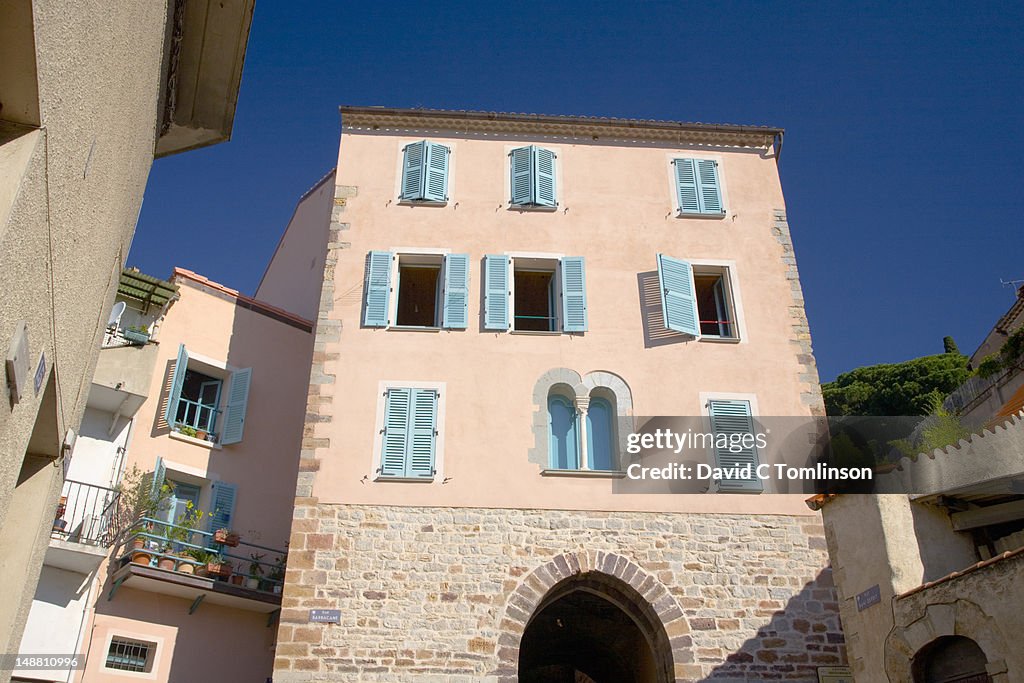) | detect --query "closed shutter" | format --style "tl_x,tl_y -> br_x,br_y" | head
407,389 -> 437,478
484,255 -> 510,330
656,253 -> 701,337
363,251 -> 393,327
695,159 -> 723,214
708,400 -> 763,493
380,388 -> 411,477
165,344 -> 189,427
442,254 -> 470,329
534,147 -> 557,207
560,257 -> 588,332
673,158 -> 700,214
208,481 -> 238,531
423,142 -> 449,202
220,367 -> 252,445
400,141 -> 426,200
510,147 -> 533,205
